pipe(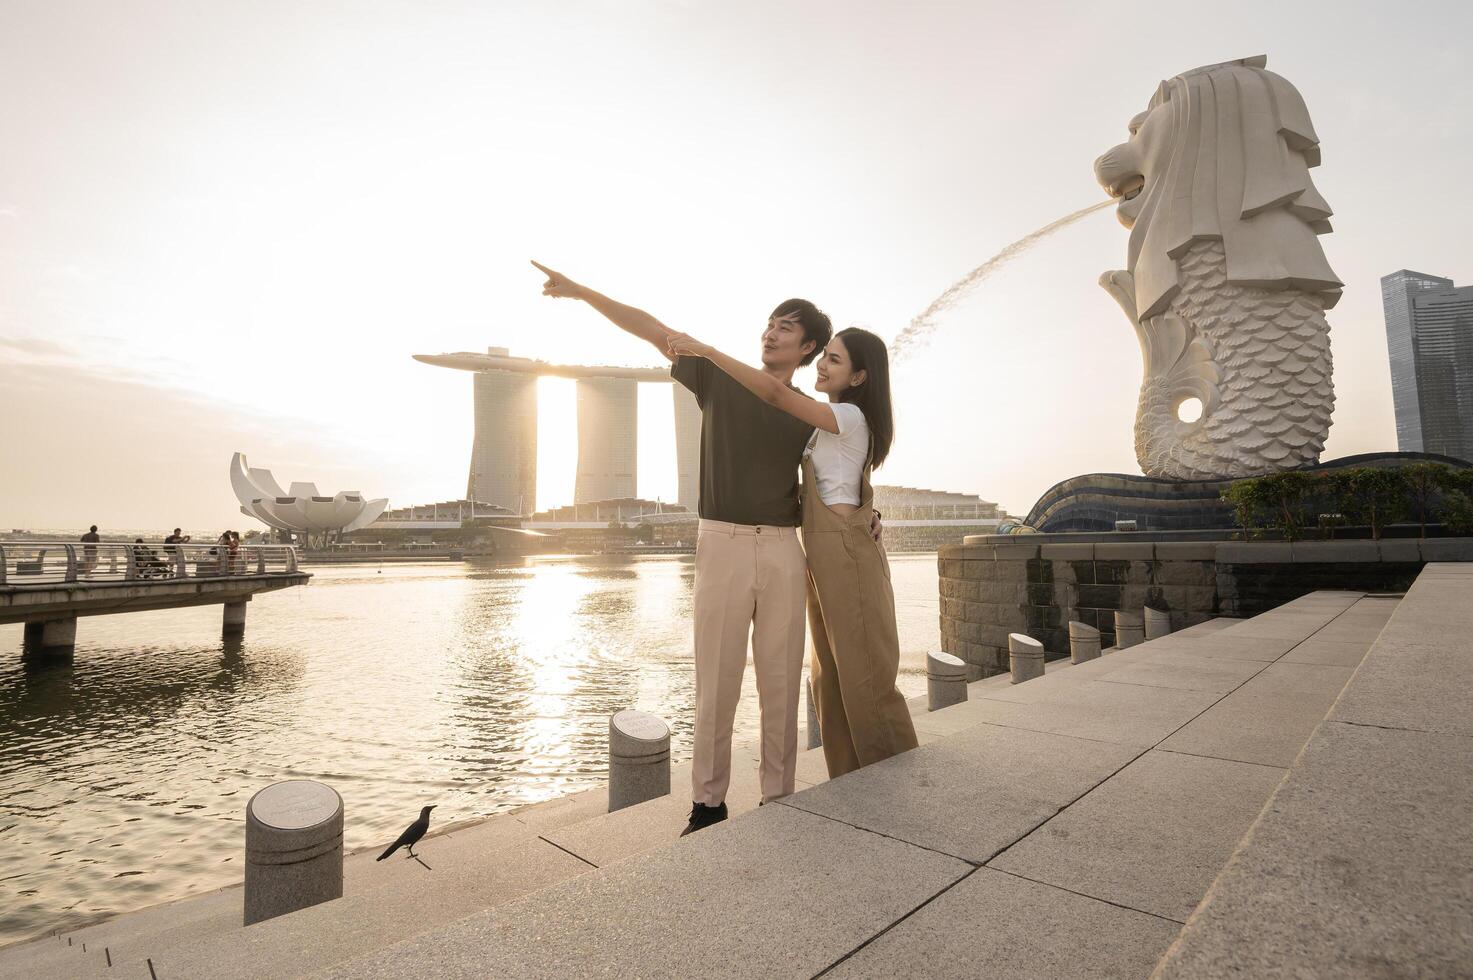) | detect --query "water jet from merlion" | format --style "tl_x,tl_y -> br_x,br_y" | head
891,199 -> 1112,361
